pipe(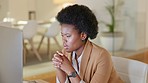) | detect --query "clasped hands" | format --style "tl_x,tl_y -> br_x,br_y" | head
52,51 -> 74,74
